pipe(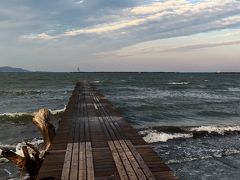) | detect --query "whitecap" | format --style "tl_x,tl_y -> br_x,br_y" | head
0,106 -> 66,118
167,155 -> 212,164
189,125 -> 240,135
0,157 -> 9,163
0,138 -> 44,161
139,130 -> 192,143
167,82 -> 190,85
228,87 -> 240,92
0,112 -> 34,117
49,106 -> 66,115
15,138 -> 44,157
3,169 -> 12,175
92,80 -> 103,84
